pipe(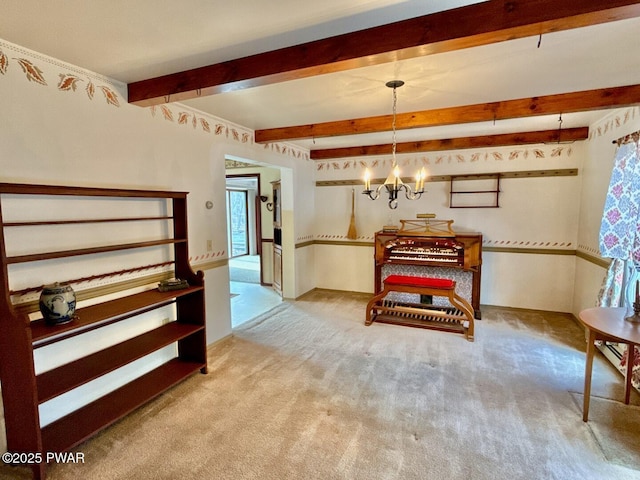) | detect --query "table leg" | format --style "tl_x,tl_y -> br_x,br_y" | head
583,329 -> 596,422
624,344 -> 635,405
